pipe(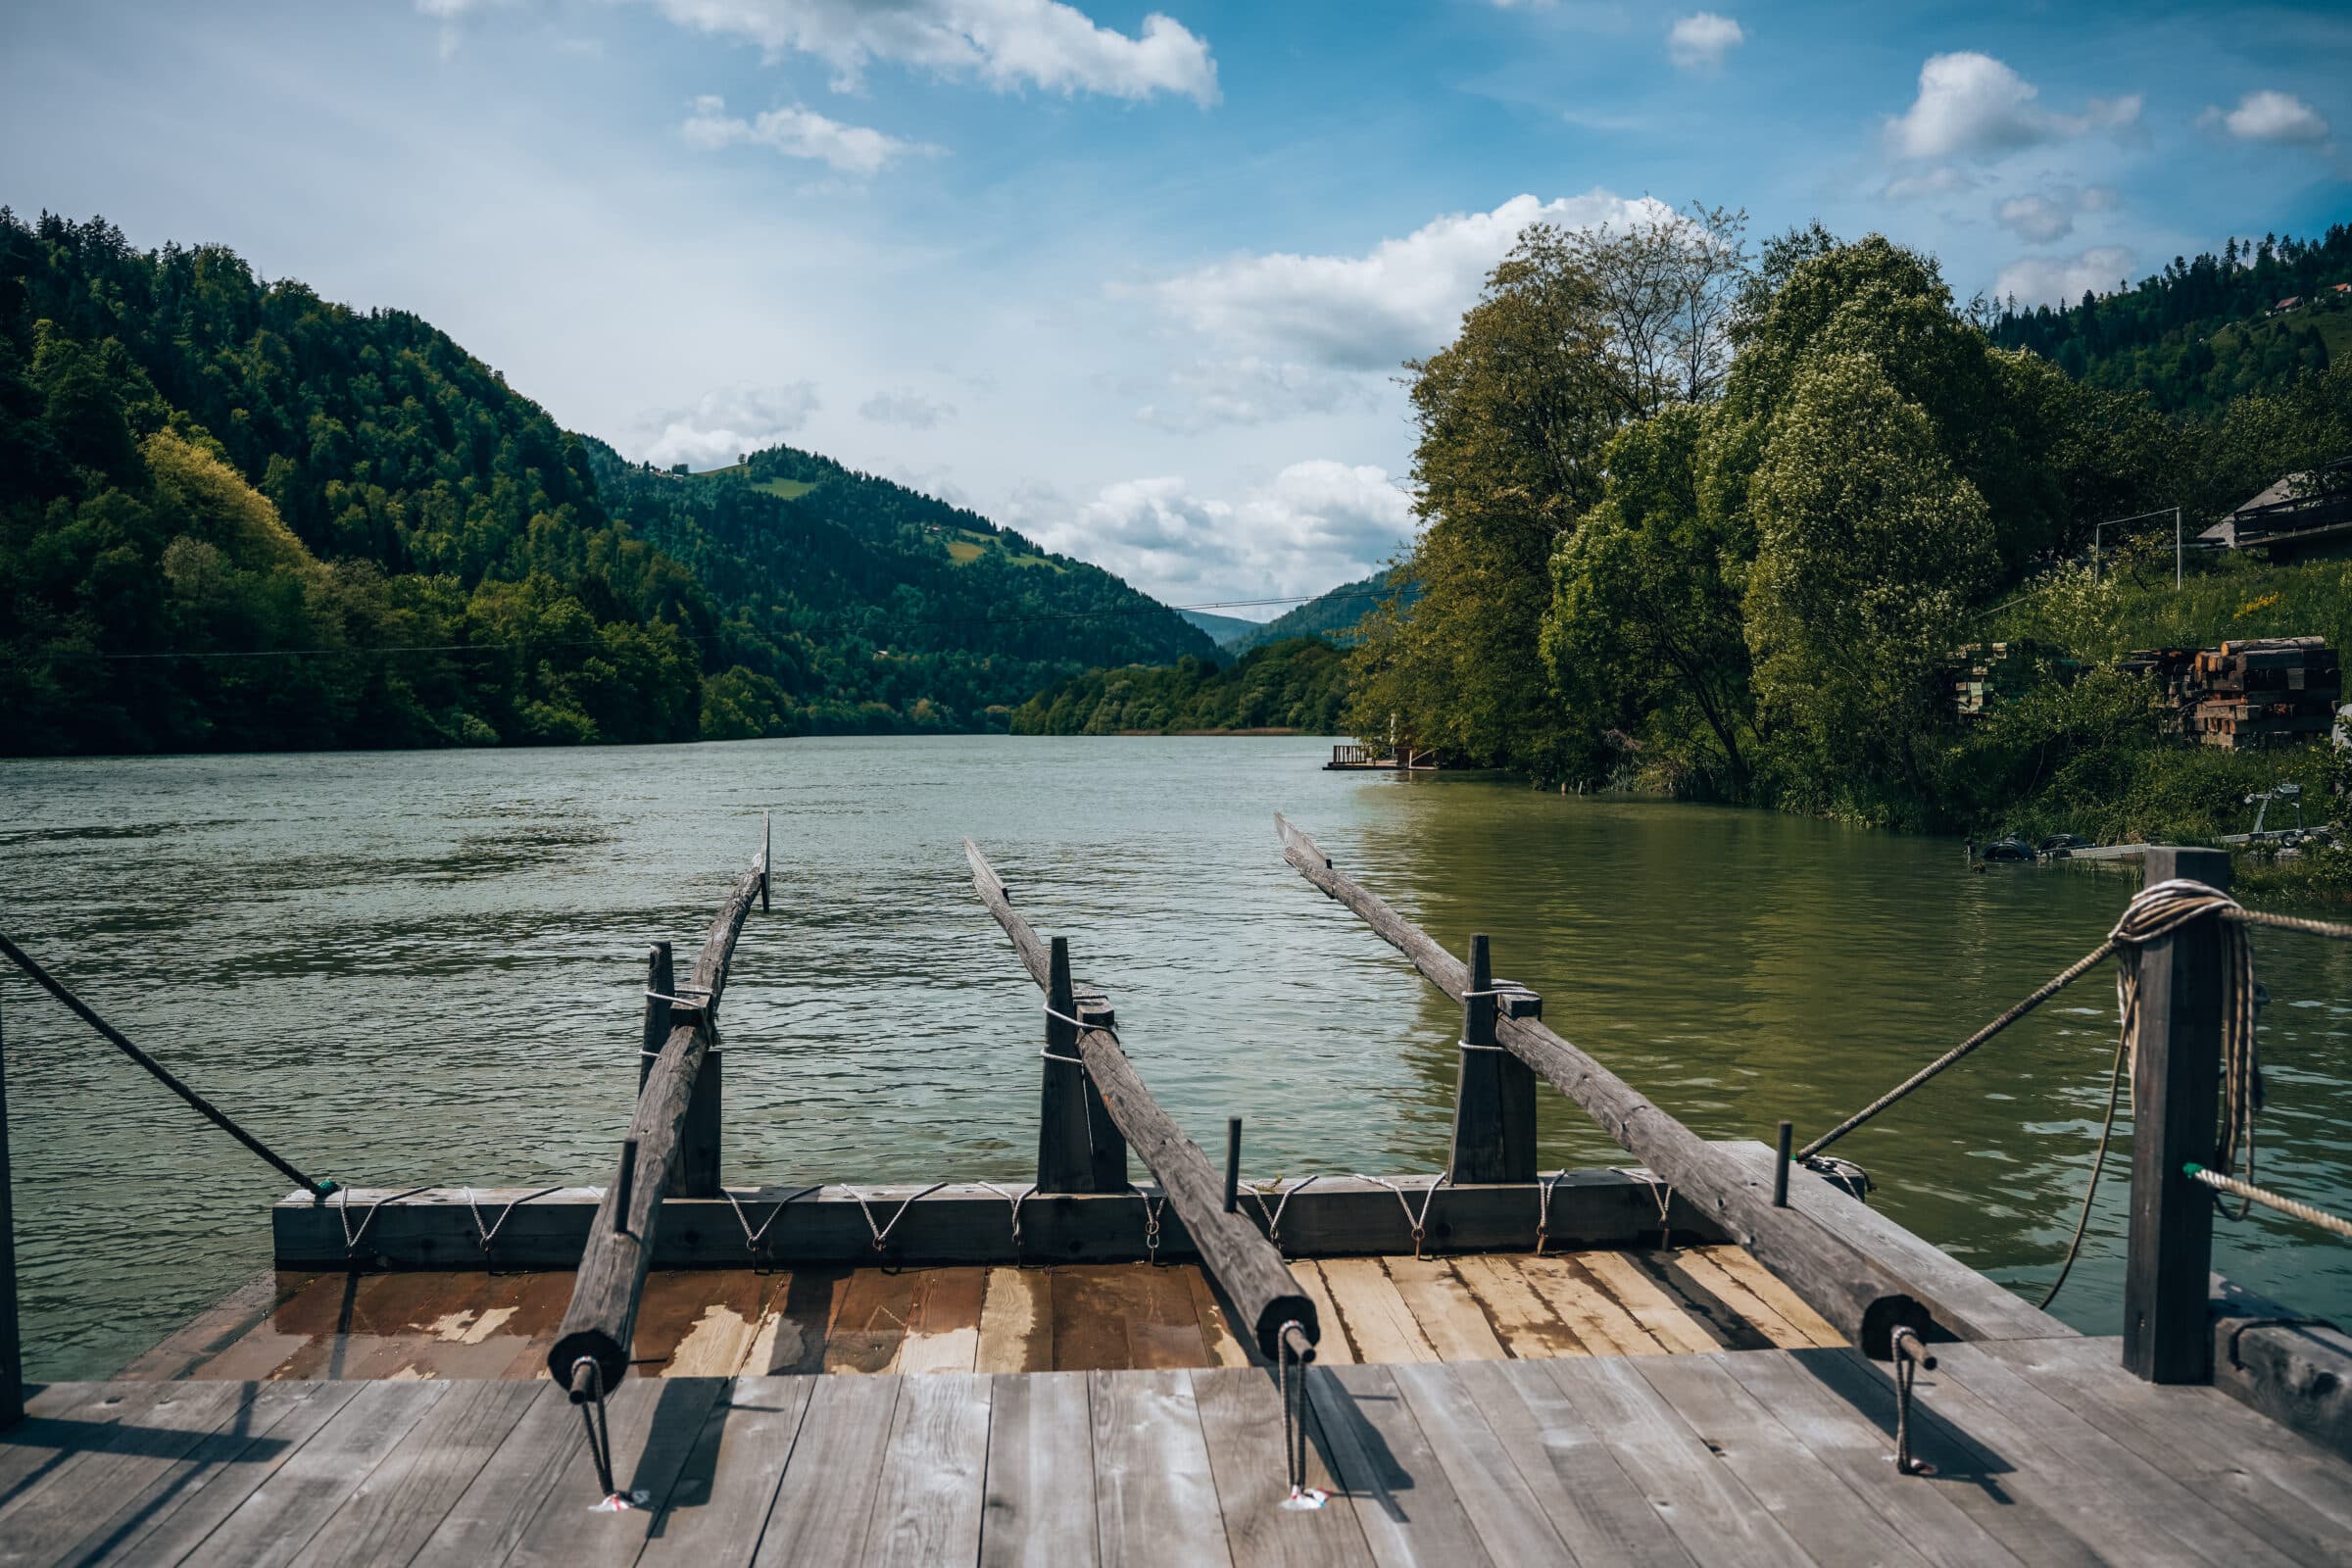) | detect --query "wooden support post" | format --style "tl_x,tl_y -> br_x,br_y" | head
1774,1121 -> 1793,1207
0,988 -> 21,1430
760,808 -> 771,914
1224,1117 -> 1242,1213
676,1053 -> 721,1200
2124,845 -> 2230,1384
639,943 -> 672,1095
1038,939 -> 1098,1194
1450,934 -> 1537,1184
